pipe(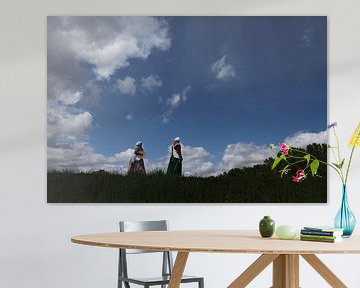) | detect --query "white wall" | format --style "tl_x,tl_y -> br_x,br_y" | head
1,0 -> 360,287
